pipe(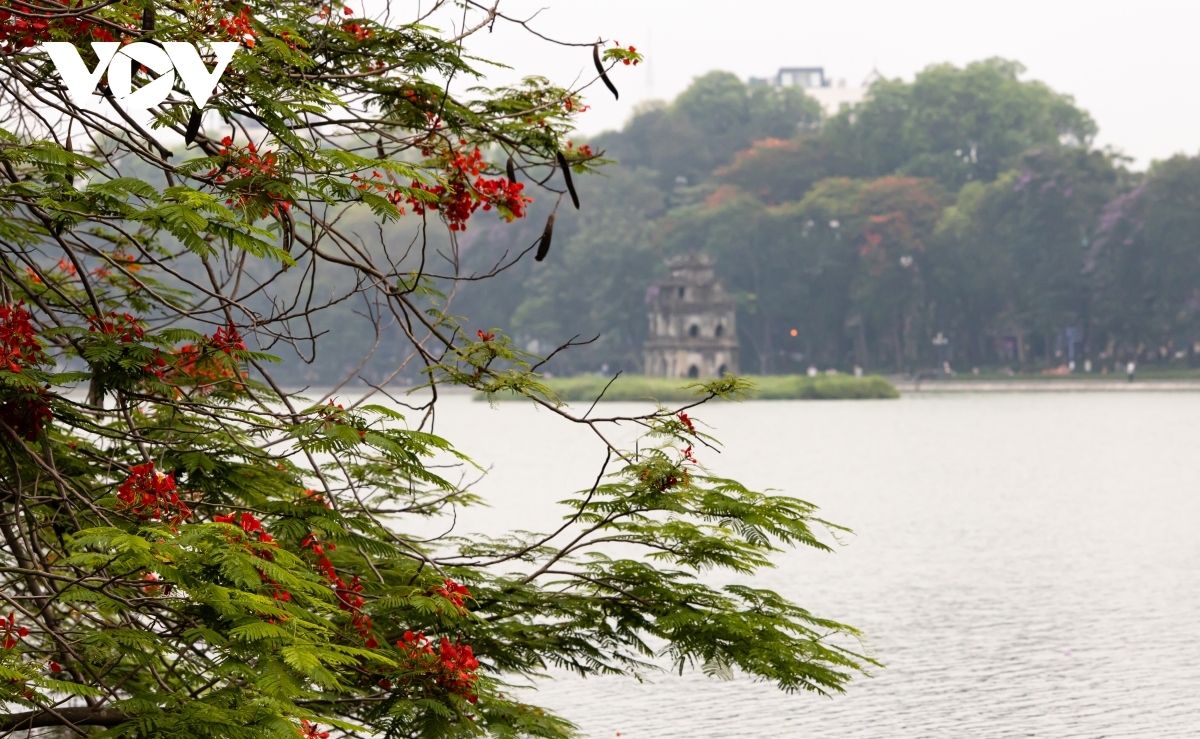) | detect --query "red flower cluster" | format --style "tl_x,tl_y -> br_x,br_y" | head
0,388 -> 52,441
169,324 -> 249,391
476,329 -> 494,342
0,304 -> 54,439
210,323 -> 247,353
341,576 -> 376,648
677,412 -> 695,434
564,141 -> 595,159
339,7 -> 372,42
116,462 -> 192,527
393,146 -> 531,231
209,137 -> 291,218
145,349 -> 168,379
301,533 -> 376,647
299,488 -> 331,508
0,303 -> 45,373
214,511 -> 274,544
397,631 -> 480,703
0,2 -> 116,55
171,345 -> 238,393
301,532 -> 339,588
217,6 -> 256,48
613,41 -> 639,65
681,445 -> 697,464
297,720 -> 330,739
0,304 -> 52,439
1,613 -> 29,649
142,572 -> 162,596
435,579 -> 471,610
214,511 -> 296,602
563,97 -> 590,114
88,312 -> 144,343
349,170 -> 389,198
